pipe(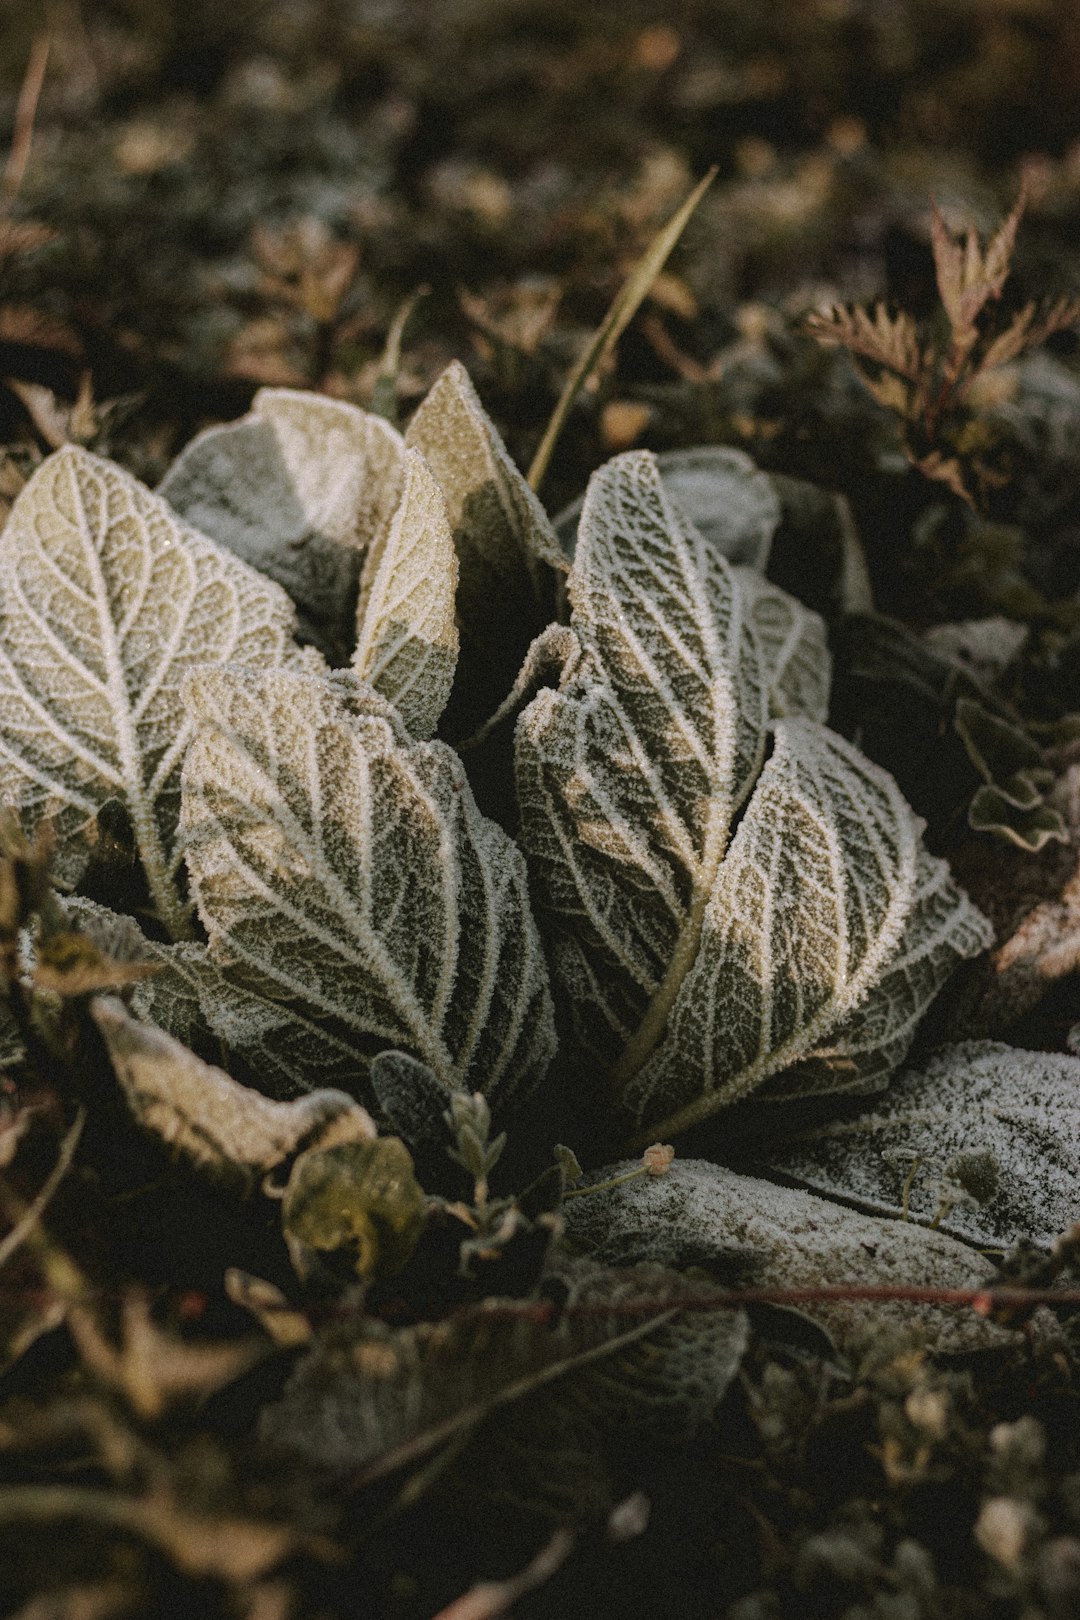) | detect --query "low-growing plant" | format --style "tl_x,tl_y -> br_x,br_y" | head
1,339 -> 1079,1549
